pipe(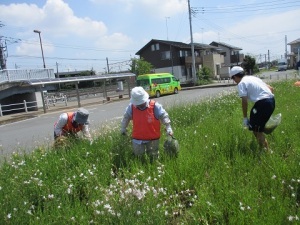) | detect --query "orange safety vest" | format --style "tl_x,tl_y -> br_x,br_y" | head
56,112 -> 84,135
132,100 -> 161,140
